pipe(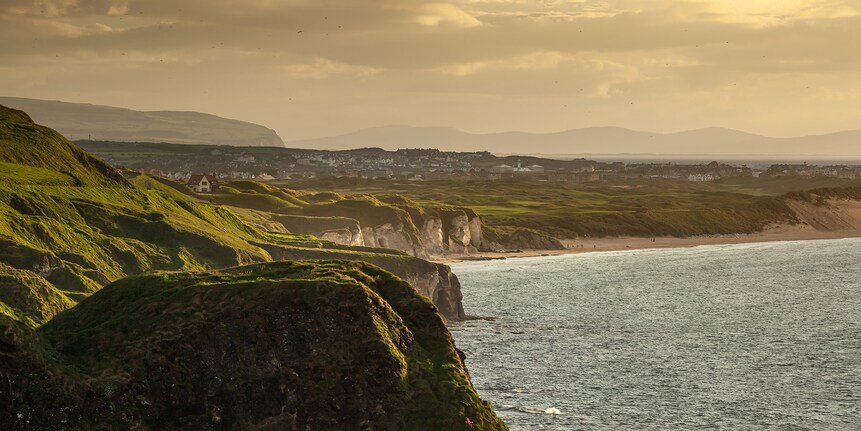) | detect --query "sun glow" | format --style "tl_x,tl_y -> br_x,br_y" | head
703,0 -> 861,24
